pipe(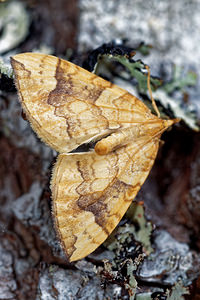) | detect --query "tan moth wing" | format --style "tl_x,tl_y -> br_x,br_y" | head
11,53 -> 159,153
52,133 -> 163,262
